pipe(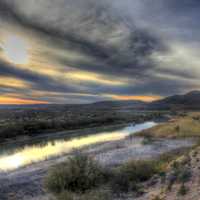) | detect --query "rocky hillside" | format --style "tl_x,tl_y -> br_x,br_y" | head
136,146 -> 200,200
148,91 -> 200,110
